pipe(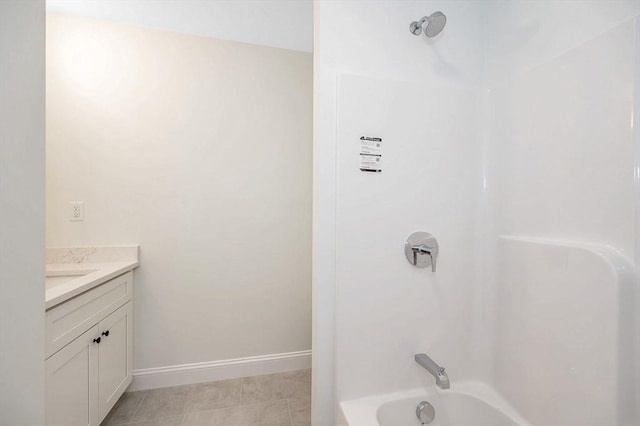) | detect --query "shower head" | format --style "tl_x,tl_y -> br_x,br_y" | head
410,11 -> 447,38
